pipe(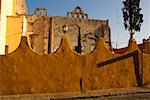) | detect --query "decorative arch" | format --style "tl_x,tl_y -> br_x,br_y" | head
67,6 -> 88,19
